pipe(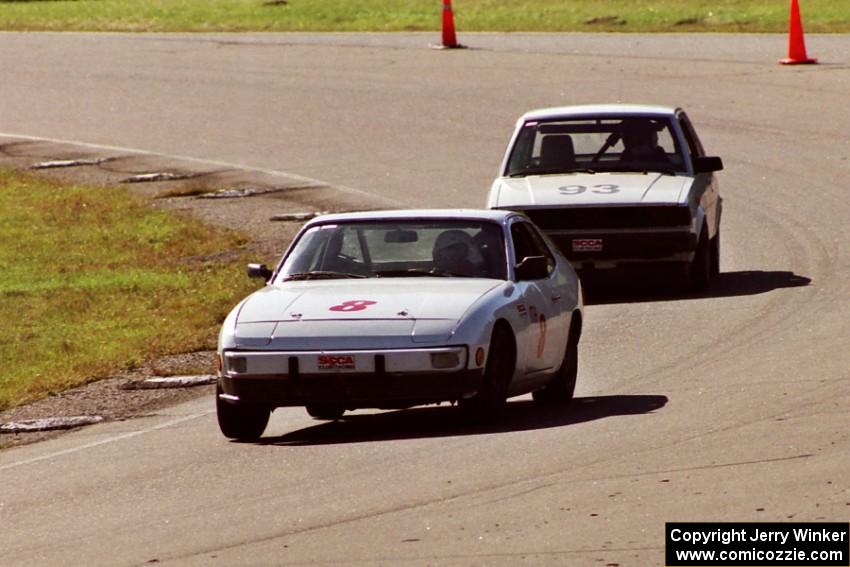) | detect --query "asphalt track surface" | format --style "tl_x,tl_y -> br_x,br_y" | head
1,32 -> 849,566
